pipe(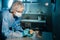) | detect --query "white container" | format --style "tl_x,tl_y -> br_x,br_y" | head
38,16 -> 41,21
